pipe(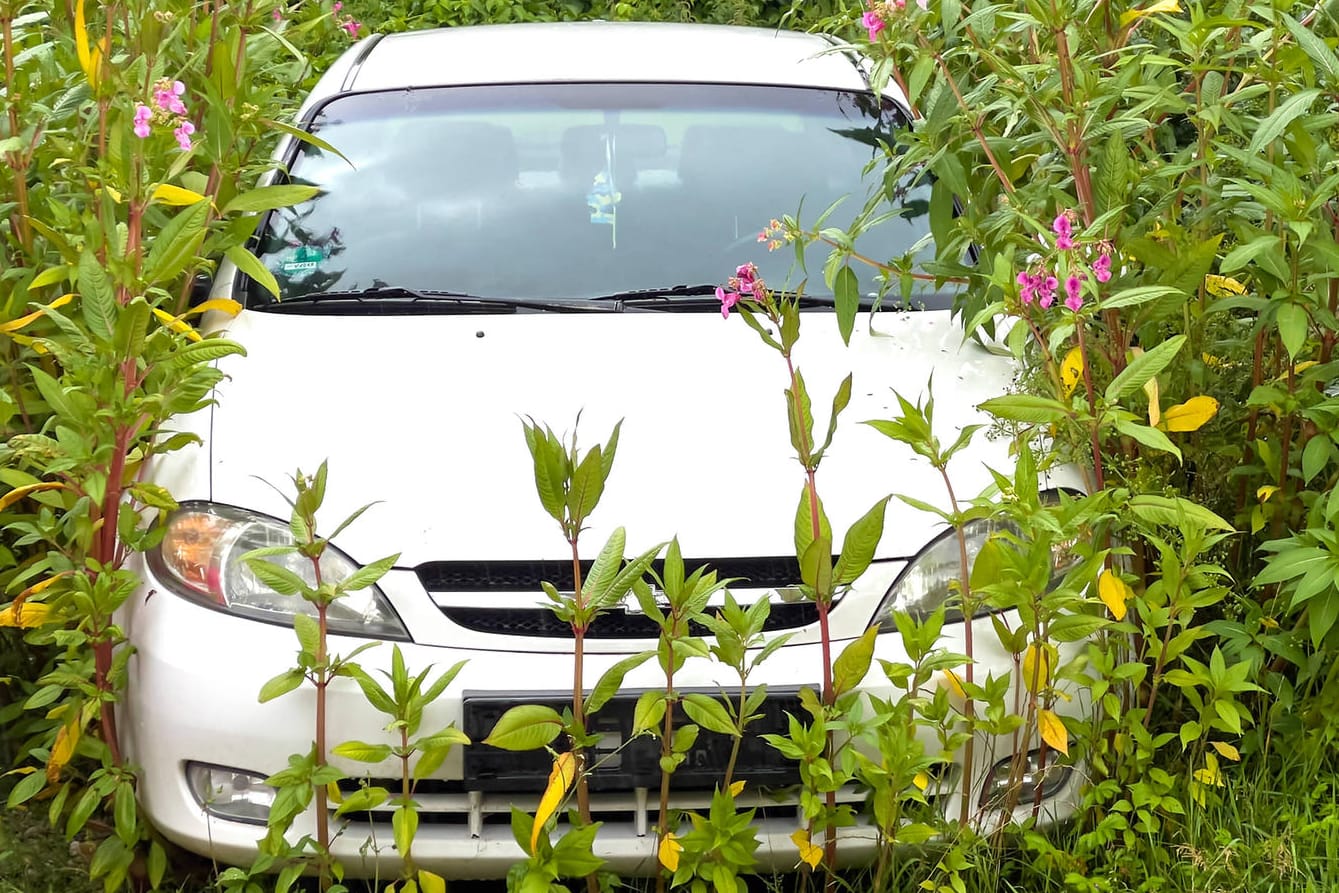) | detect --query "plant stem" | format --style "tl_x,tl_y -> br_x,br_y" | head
568,537 -> 599,893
